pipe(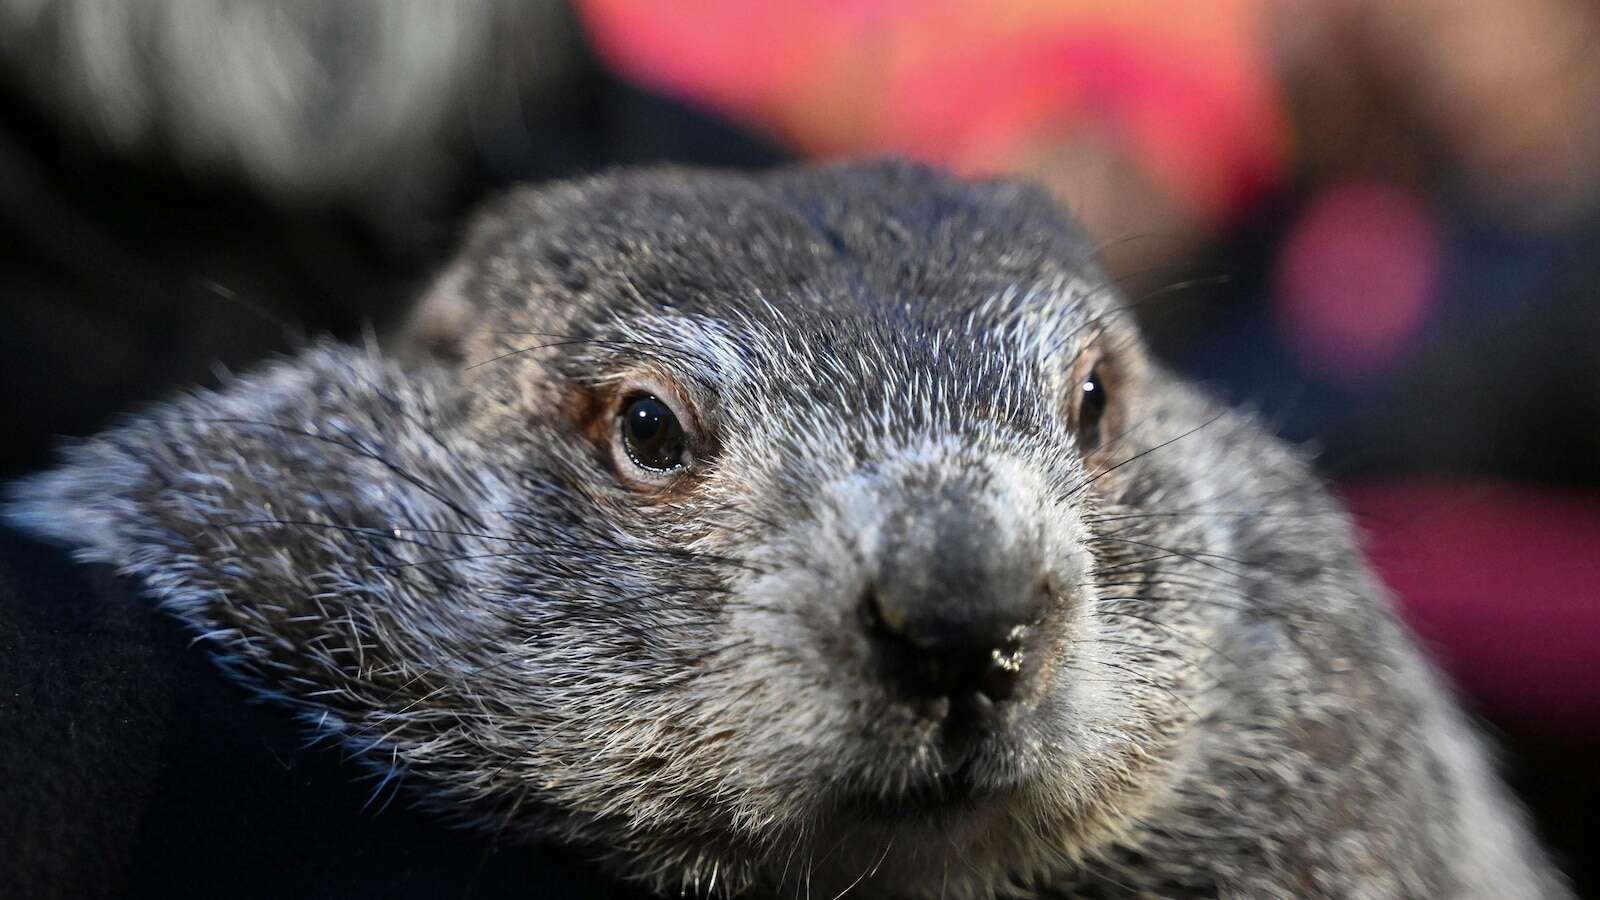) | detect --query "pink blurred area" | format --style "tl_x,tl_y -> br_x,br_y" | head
1274,181 -> 1442,385
577,0 -> 1288,225
1344,480 -> 1600,734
